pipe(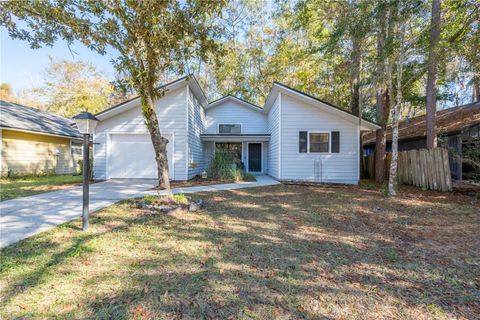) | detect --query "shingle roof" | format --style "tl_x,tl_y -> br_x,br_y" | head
0,100 -> 82,139
363,101 -> 480,145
